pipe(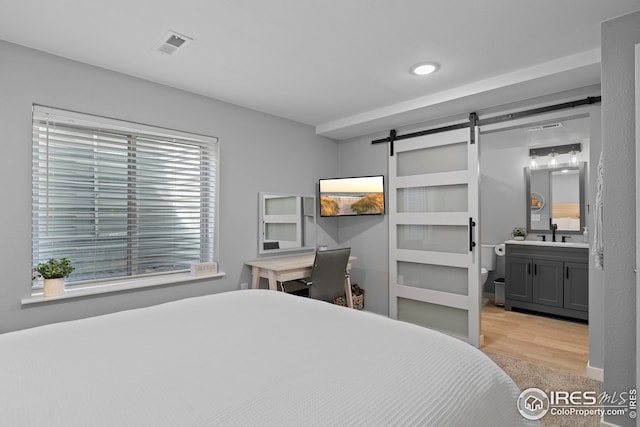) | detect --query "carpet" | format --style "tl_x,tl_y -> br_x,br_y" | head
485,352 -> 602,427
